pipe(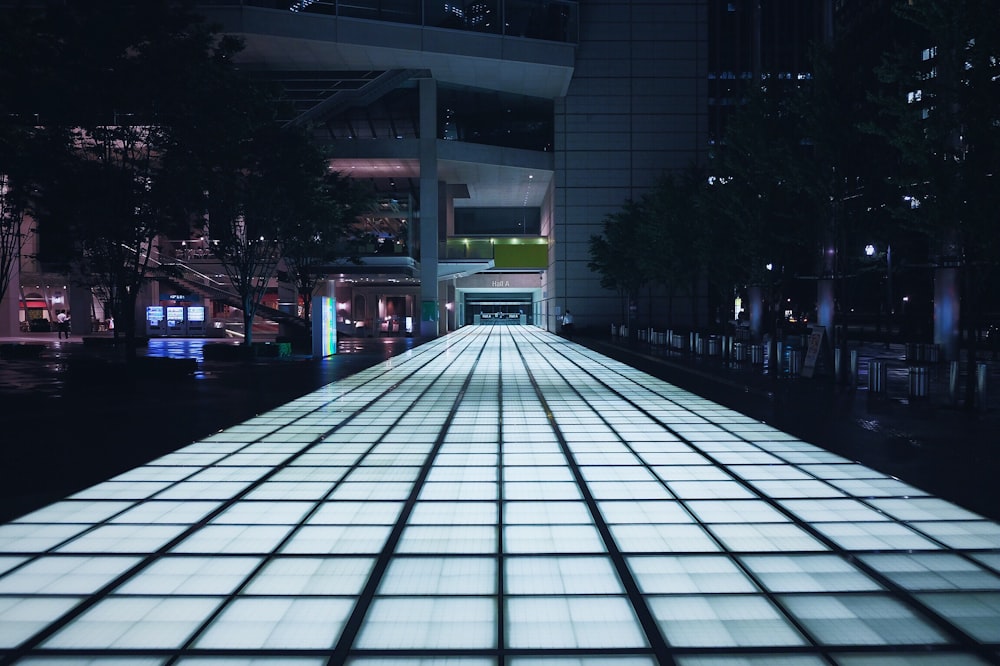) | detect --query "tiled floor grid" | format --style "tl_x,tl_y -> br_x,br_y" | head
1,326 -> 998,665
